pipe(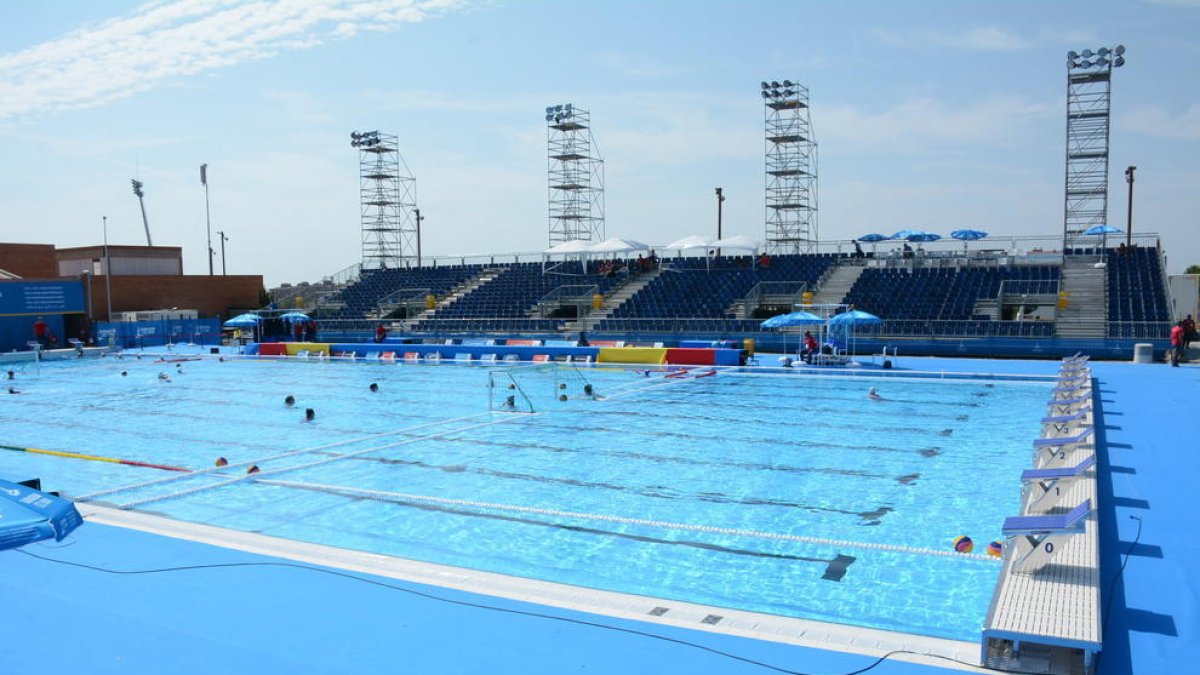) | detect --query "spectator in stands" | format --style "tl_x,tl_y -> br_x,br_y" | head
853,241 -> 864,258
636,254 -> 647,272
293,320 -> 304,342
374,323 -> 388,343
758,252 -> 771,268
648,250 -> 659,266
1171,321 -> 1186,366
902,243 -> 913,259
1184,315 -> 1196,351
304,319 -> 318,341
33,317 -> 48,347
45,329 -> 58,349
78,325 -> 90,347
577,331 -> 590,347
801,331 -> 819,364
